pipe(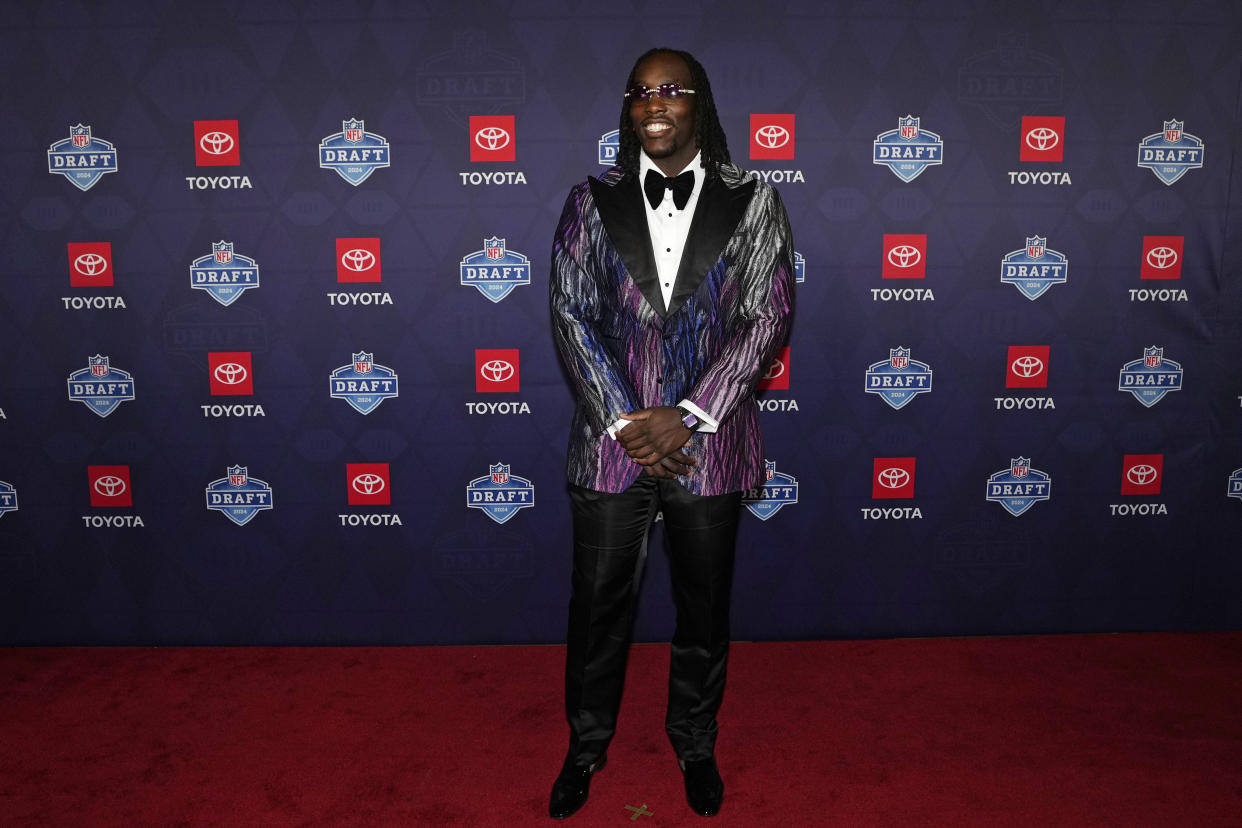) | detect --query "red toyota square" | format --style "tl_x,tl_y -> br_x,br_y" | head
194,119 -> 241,166
470,116 -> 516,162
67,242 -> 113,287
882,234 -> 926,279
1019,116 -> 1065,162
1140,236 -> 1184,280
208,352 -> 254,395
757,347 -> 790,391
476,349 -> 520,393
88,465 -> 132,507
749,114 -> 796,160
347,463 -> 391,506
1120,454 -> 1163,496
1005,346 -> 1050,389
336,237 -> 382,283
872,457 -> 916,499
